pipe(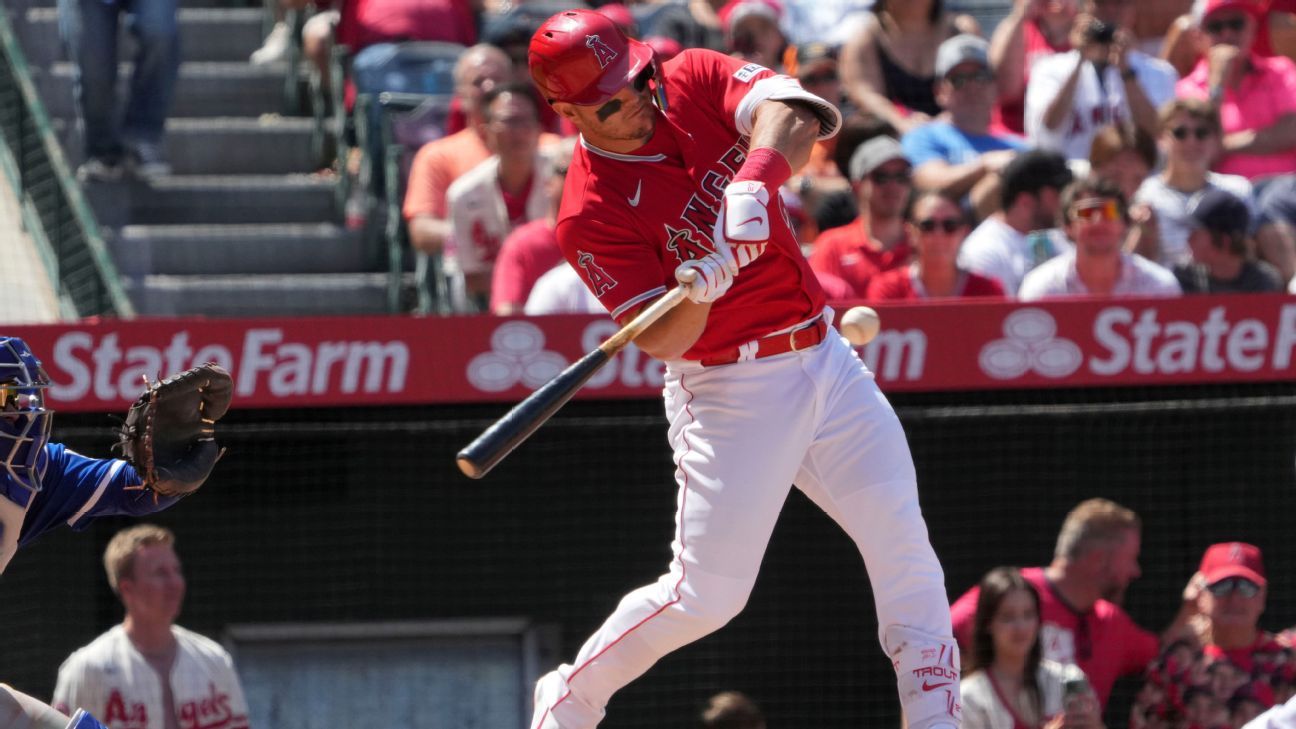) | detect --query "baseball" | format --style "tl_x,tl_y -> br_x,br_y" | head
840,306 -> 881,346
